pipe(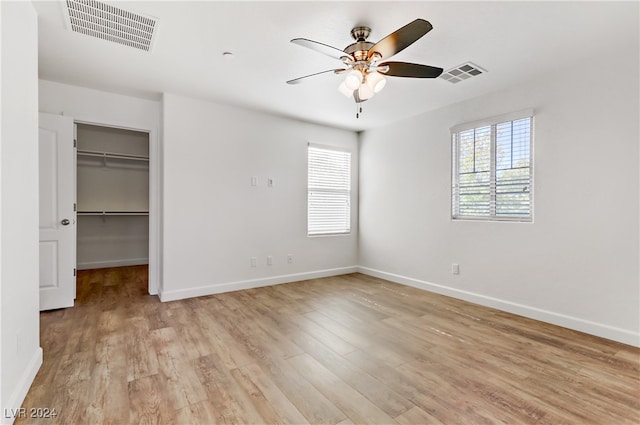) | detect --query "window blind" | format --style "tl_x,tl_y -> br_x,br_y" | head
308,145 -> 351,235
452,115 -> 533,221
